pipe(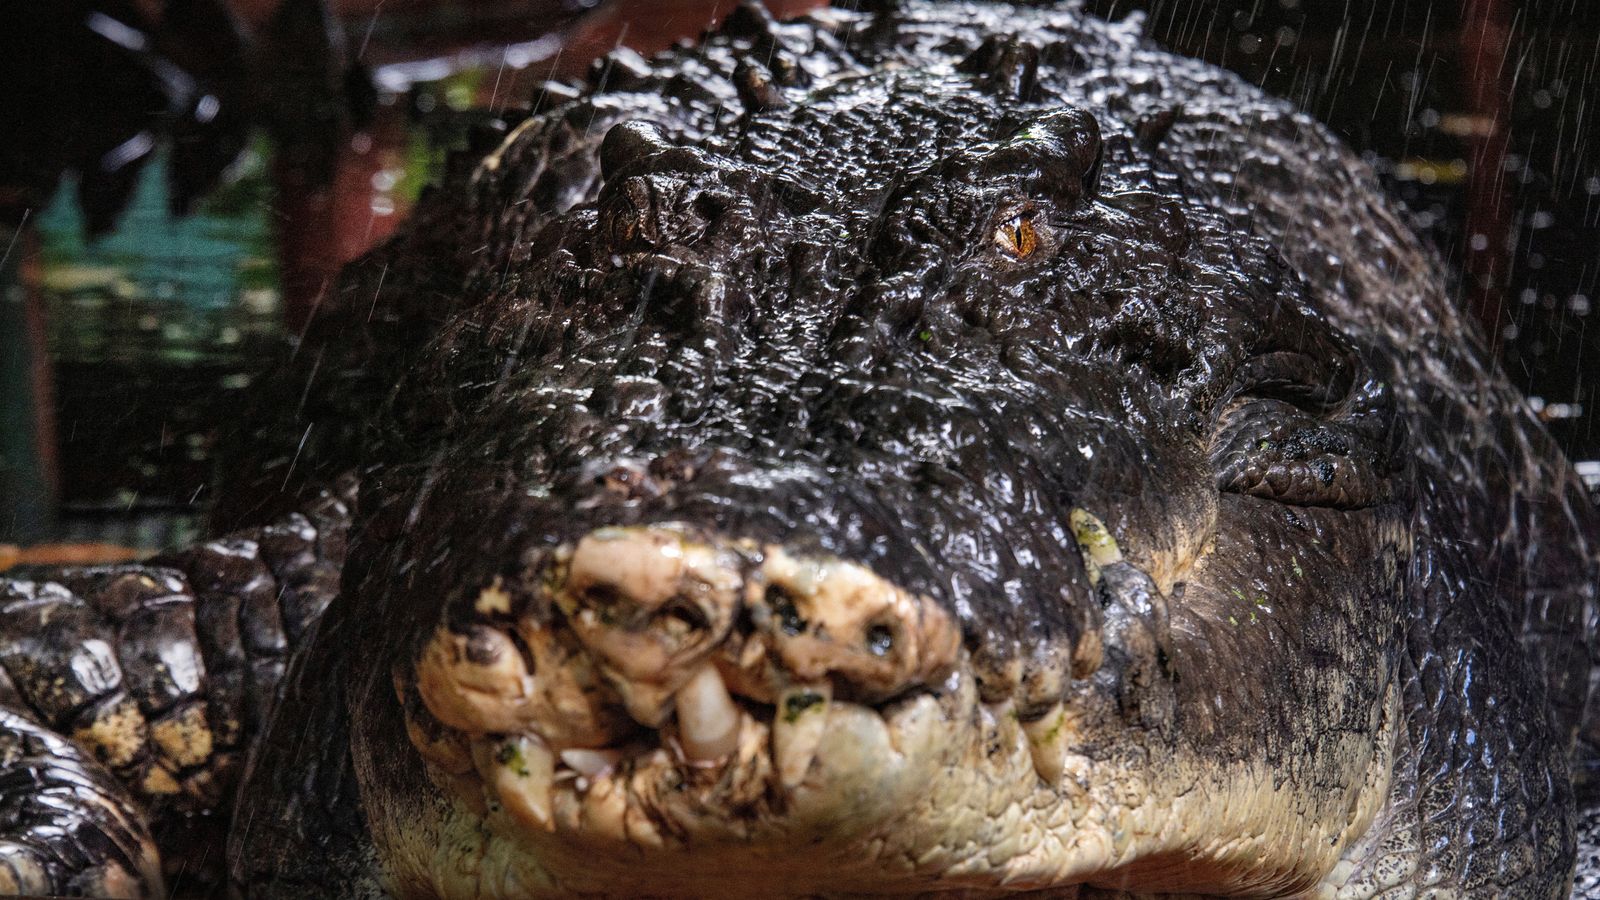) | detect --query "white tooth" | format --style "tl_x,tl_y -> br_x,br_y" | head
1021,703 -> 1068,786
560,748 -> 622,779
773,681 -> 831,789
477,735 -> 555,830
675,665 -> 741,763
